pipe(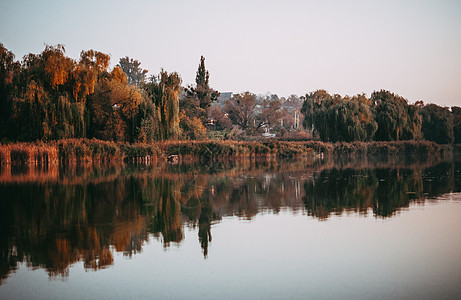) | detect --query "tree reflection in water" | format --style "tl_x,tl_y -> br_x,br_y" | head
0,156 -> 460,283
